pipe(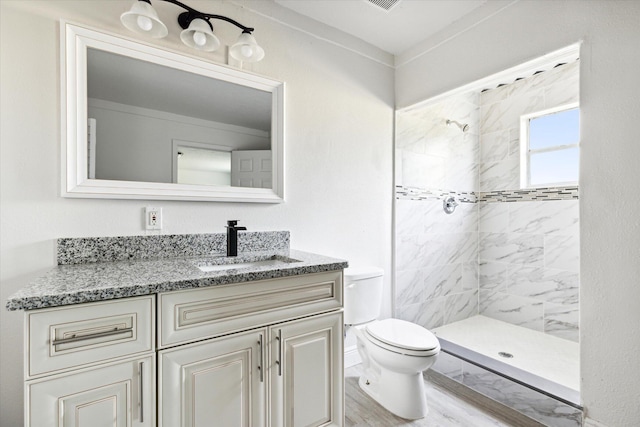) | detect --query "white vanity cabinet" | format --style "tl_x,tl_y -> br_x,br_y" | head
158,271 -> 344,427
22,269 -> 344,427
24,296 -> 156,427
